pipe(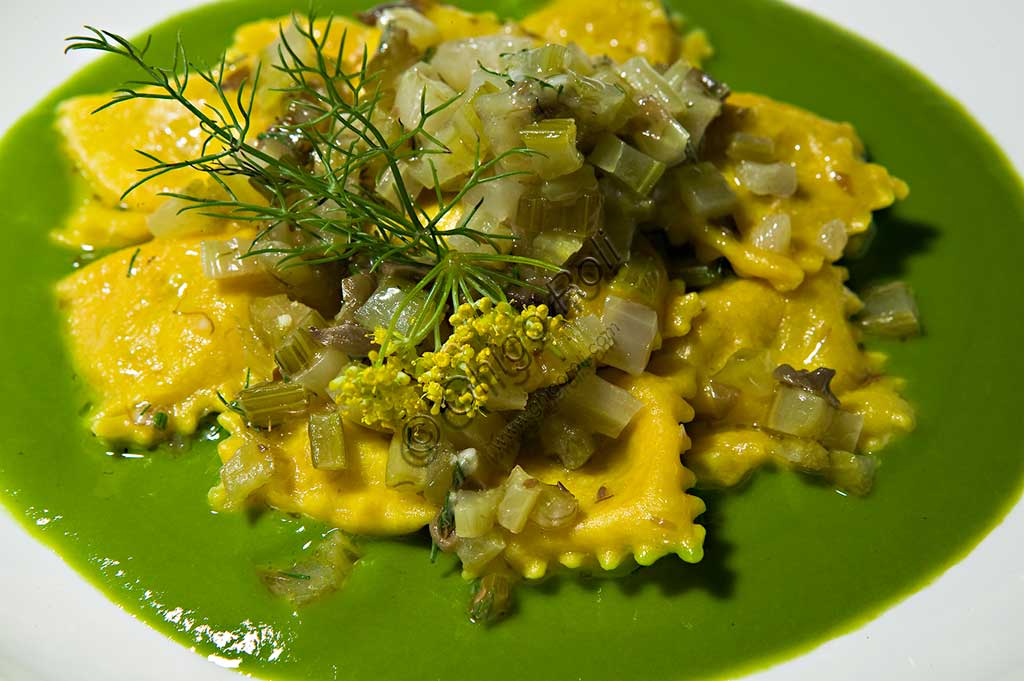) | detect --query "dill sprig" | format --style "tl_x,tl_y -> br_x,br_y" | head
65,14 -> 559,354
